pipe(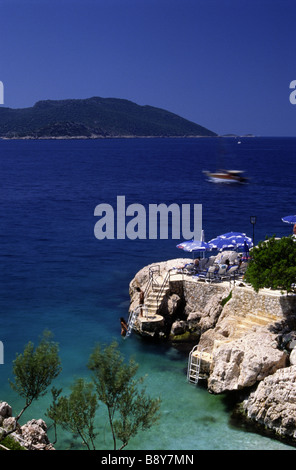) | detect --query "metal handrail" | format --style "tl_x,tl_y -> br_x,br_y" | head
156,269 -> 172,309
155,265 -> 187,310
144,275 -> 153,298
144,265 -> 161,299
